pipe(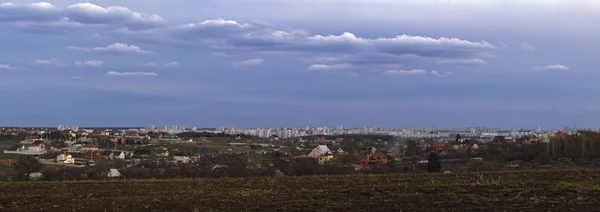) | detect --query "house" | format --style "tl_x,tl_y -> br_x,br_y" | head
359,152 -> 390,166
56,152 -> 75,164
92,129 -> 109,136
6,144 -> 25,152
80,144 -> 99,151
172,156 -> 190,164
493,136 -> 515,143
127,130 -> 139,137
308,145 -> 332,158
28,140 -> 46,152
29,172 -> 43,180
212,164 -> 229,171
114,151 -> 126,160
76,129 -> 89,136
318,155 -> 334,165
333,147 -> 345,157
518,136 -> 539,144
279,152 -> 295,159
350,164 -> 363,170
107,169 -> 121,178
157,147 -> 169,157
26,129 -> 37,135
